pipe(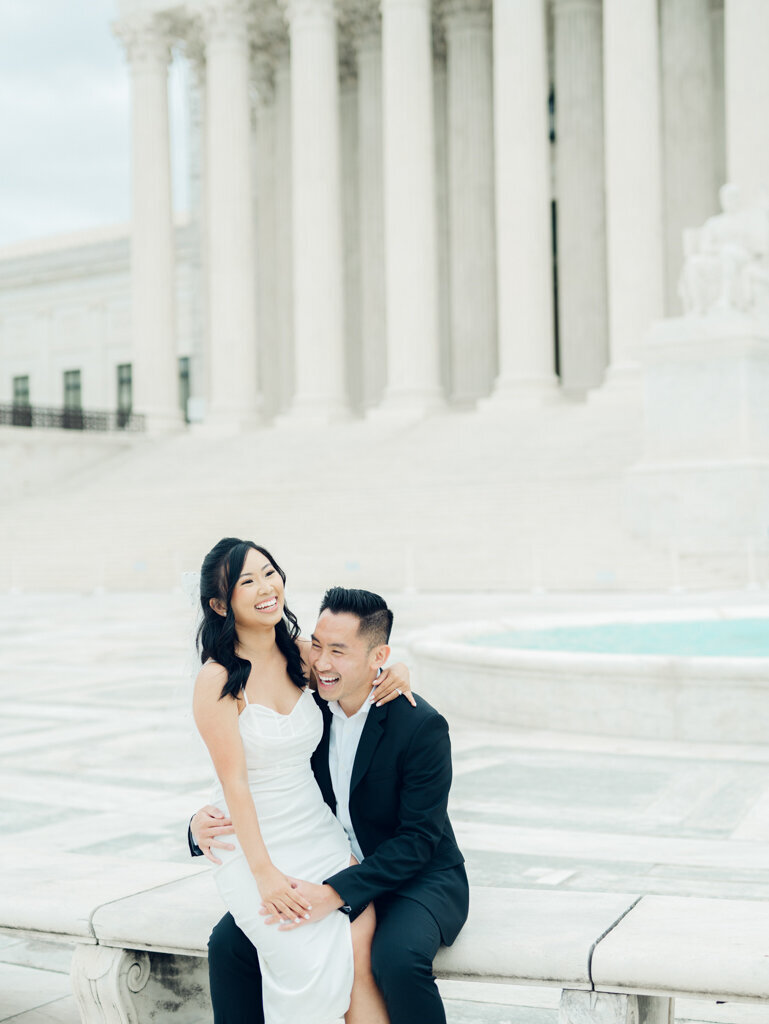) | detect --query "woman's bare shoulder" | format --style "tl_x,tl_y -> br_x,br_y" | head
195,659 -> 229,693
